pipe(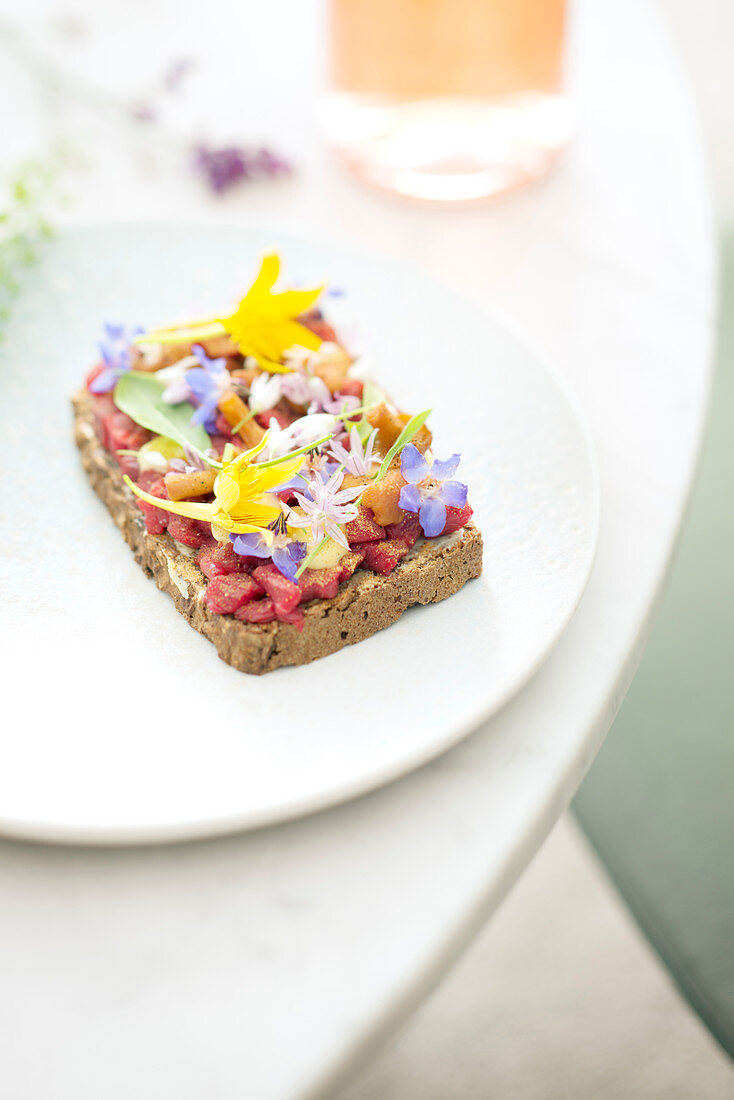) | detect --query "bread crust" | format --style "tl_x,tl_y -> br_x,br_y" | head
72,391 -> 483,674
